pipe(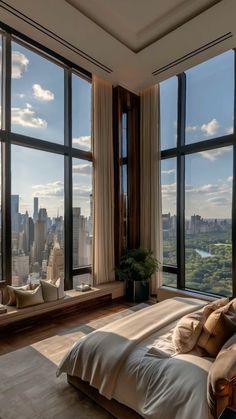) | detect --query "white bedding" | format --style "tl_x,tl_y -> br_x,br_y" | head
57,297 -> 213,419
